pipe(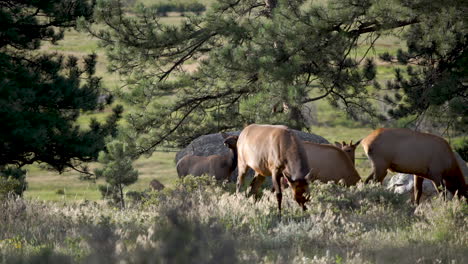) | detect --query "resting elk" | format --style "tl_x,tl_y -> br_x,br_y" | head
176,133 -> 238,181
361,128 -> 467,204
236,124 -> 312,215
303,142 -> 361,186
